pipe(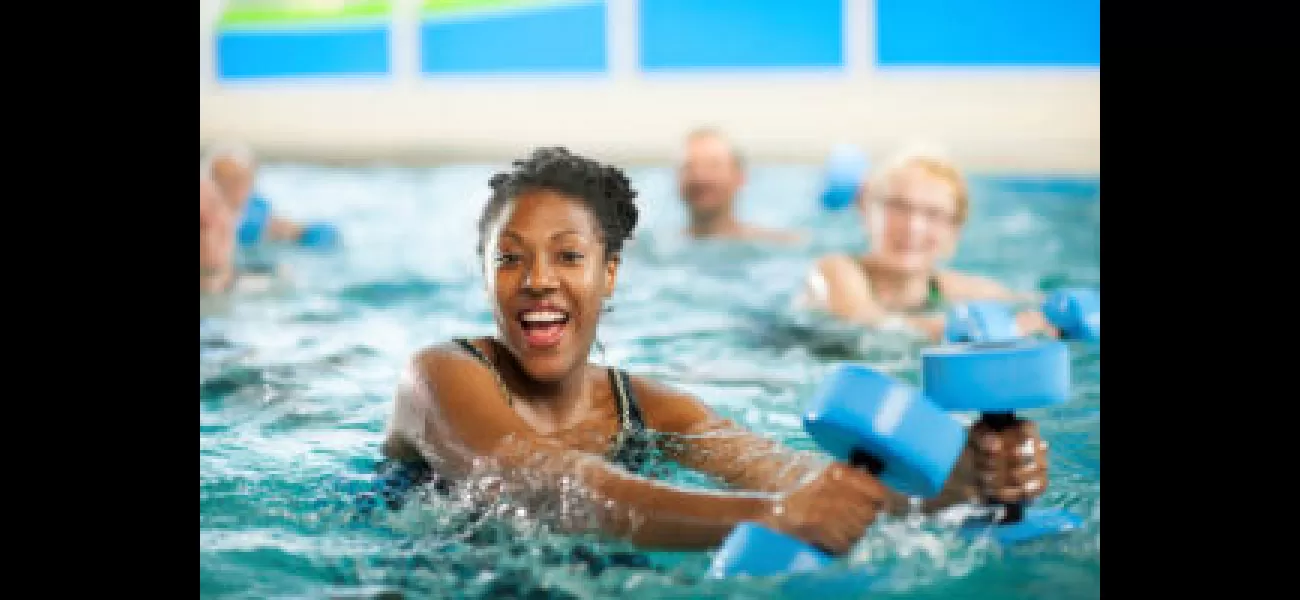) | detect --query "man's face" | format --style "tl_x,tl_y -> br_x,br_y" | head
678,135 -> 744,217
